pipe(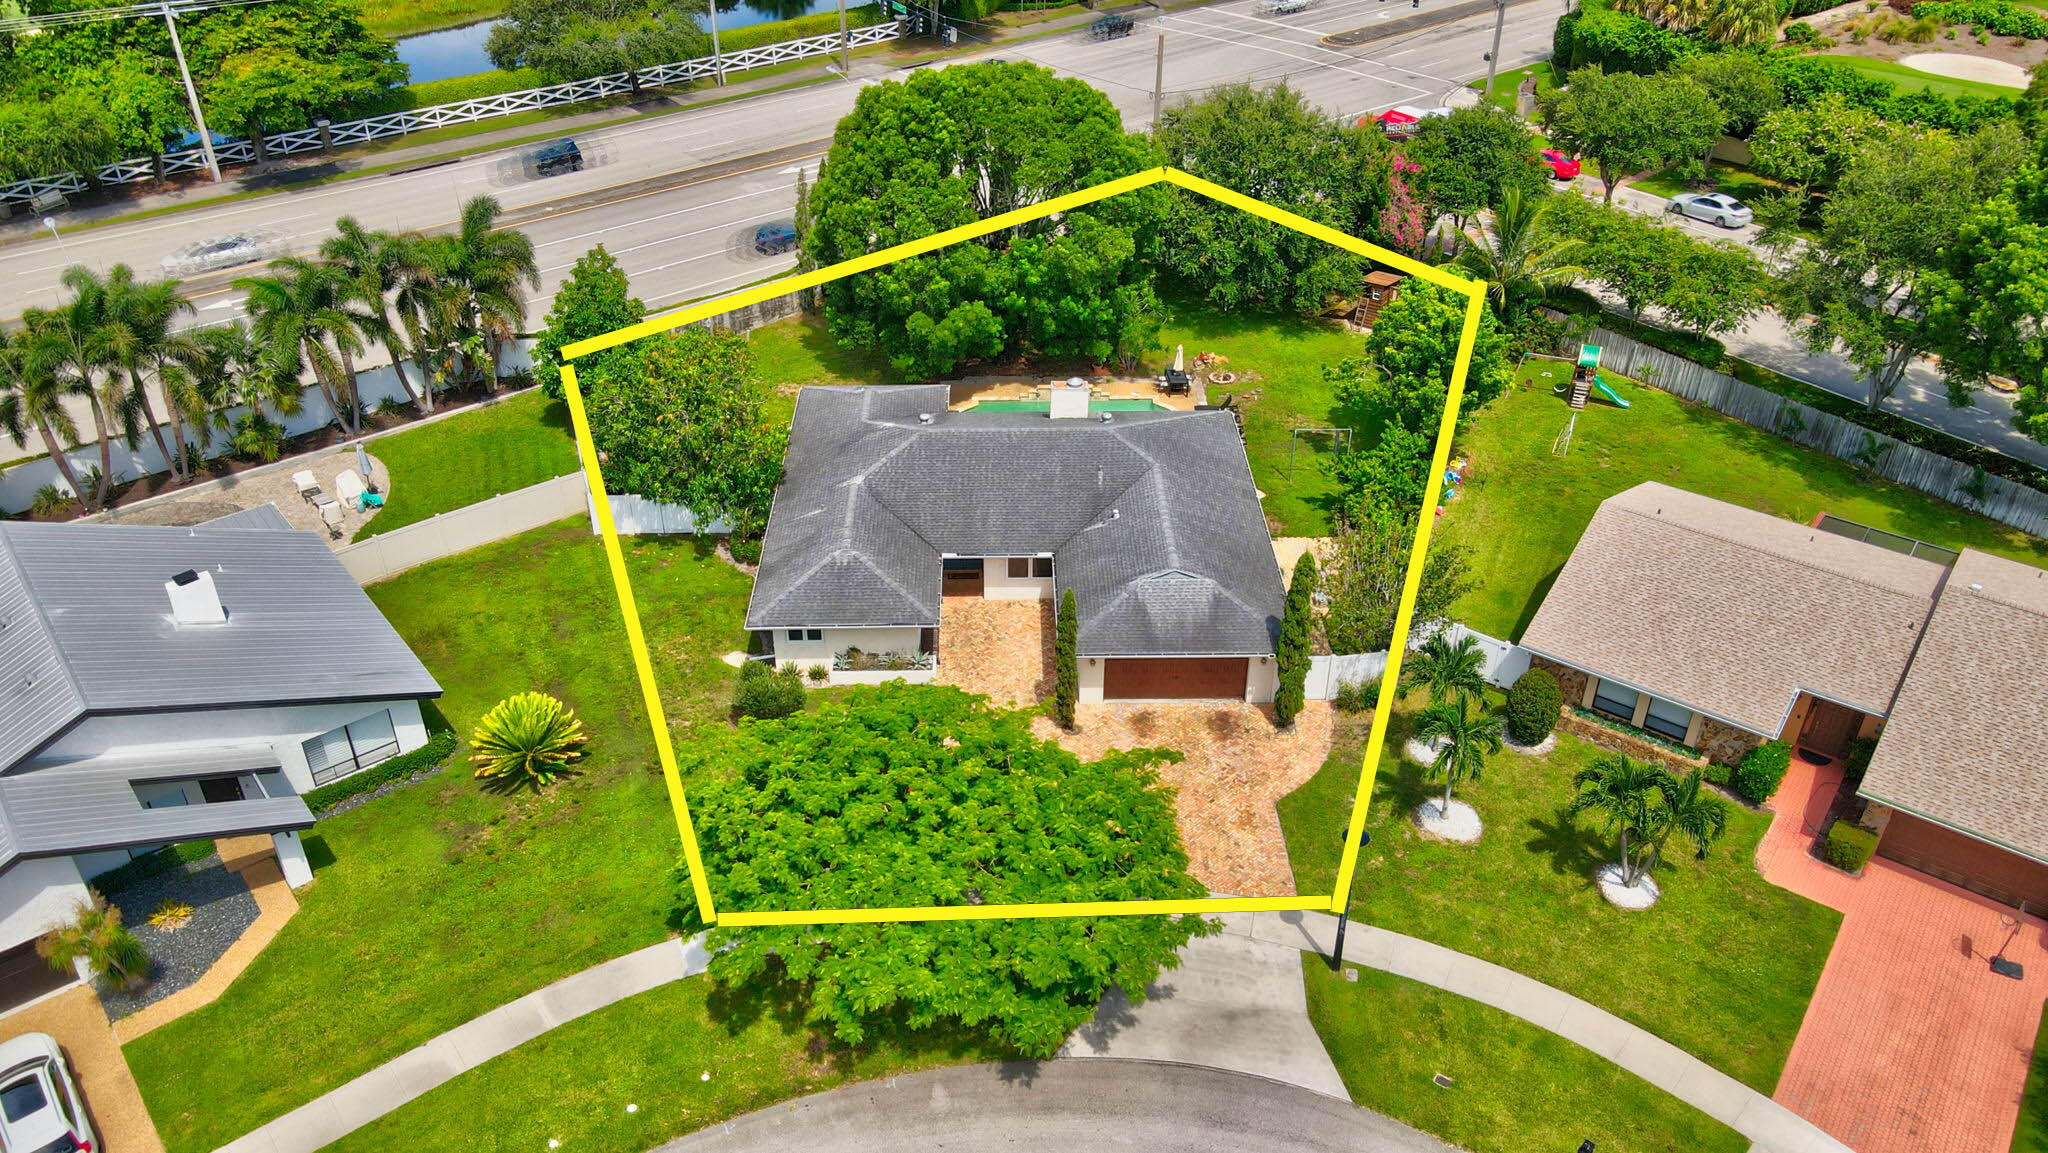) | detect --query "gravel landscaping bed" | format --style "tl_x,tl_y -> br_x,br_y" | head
97,856 -> 259,1020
